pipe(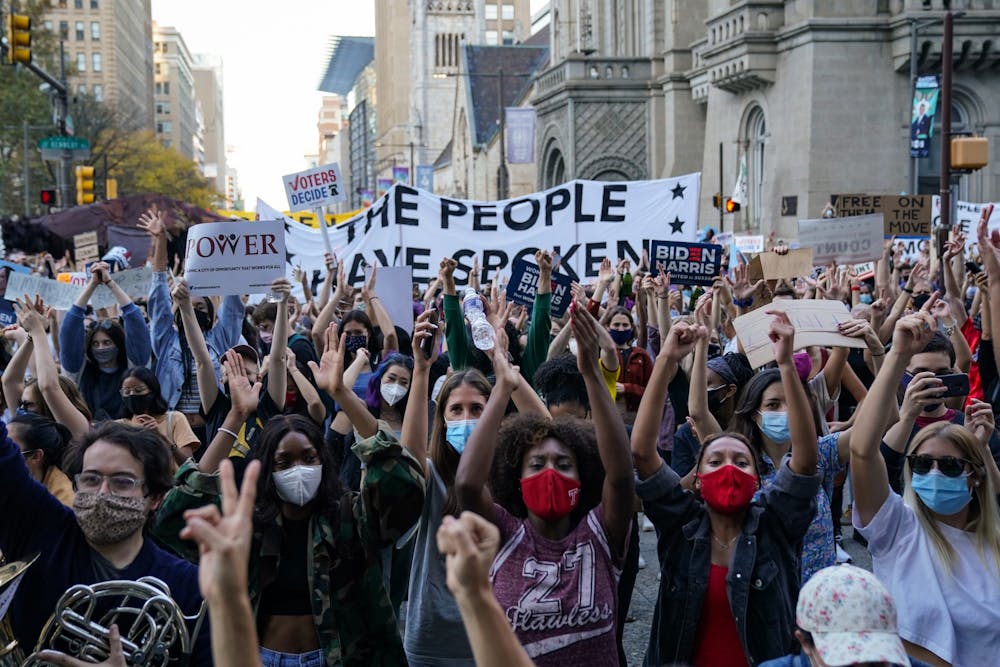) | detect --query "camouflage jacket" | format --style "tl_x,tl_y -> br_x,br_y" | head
152,421 -> 425,666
